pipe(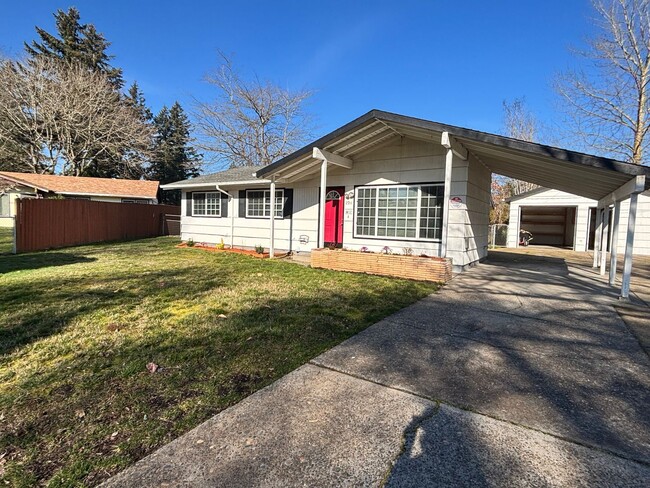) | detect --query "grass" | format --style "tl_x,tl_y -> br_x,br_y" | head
0,227 -> 13,254
0,237 -> 439,486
